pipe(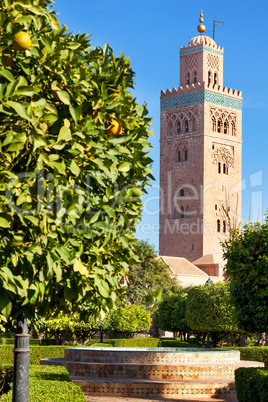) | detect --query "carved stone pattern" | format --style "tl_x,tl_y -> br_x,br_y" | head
210,107 -> 237,134
213,147 -> 234,168
207,54 -> 219,71
166,106 -> 198,135
185,54 -> 198,71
